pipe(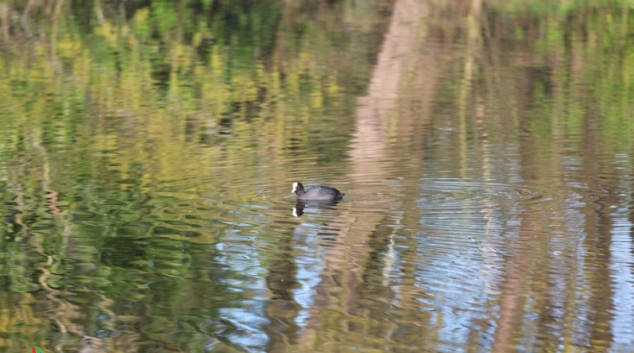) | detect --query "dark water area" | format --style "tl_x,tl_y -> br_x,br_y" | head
2,0 -> 634,352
